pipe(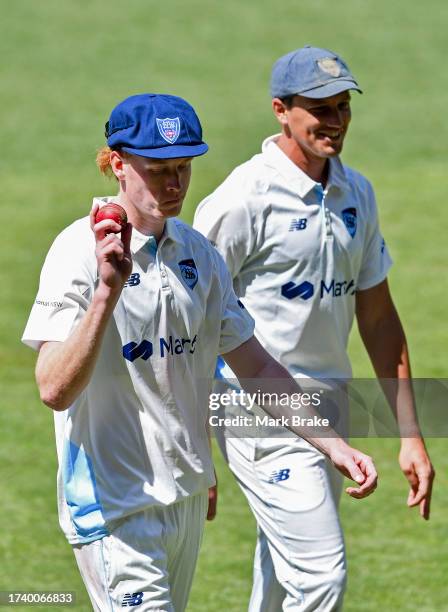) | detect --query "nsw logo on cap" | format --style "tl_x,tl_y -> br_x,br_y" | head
156,117 -> 181,144
317,58 -> 342,77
